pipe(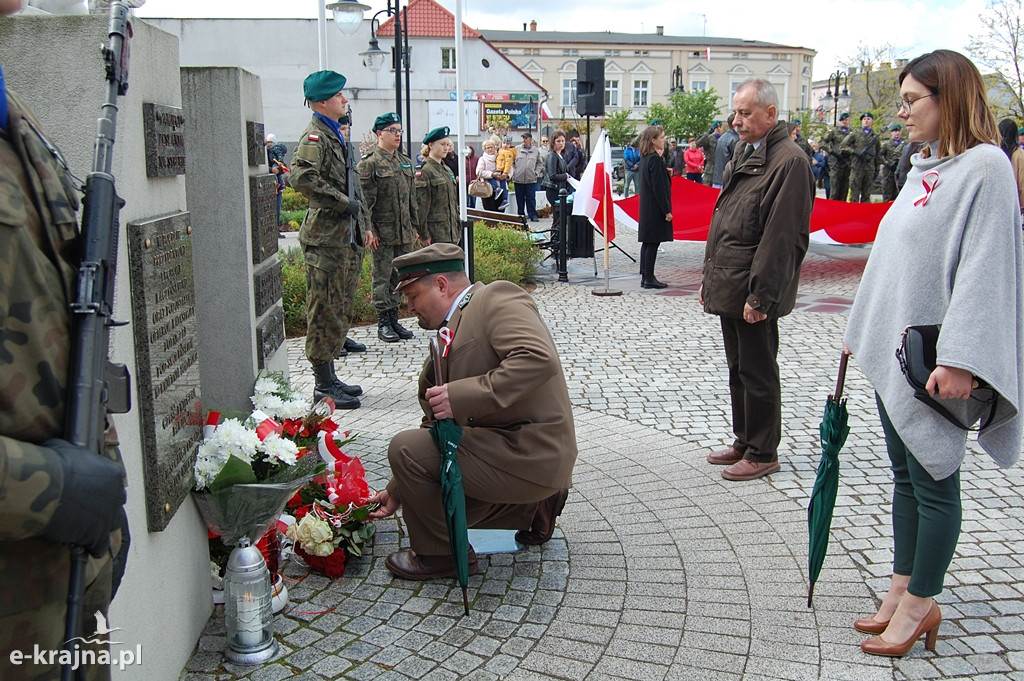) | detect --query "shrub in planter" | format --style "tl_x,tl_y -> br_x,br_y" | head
281,186 -> 308,211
